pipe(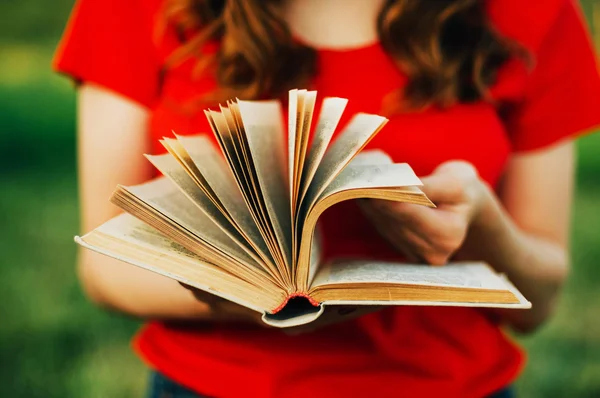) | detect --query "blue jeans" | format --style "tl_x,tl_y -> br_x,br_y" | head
147,372 -> 208,398
147,371 -> 515,398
